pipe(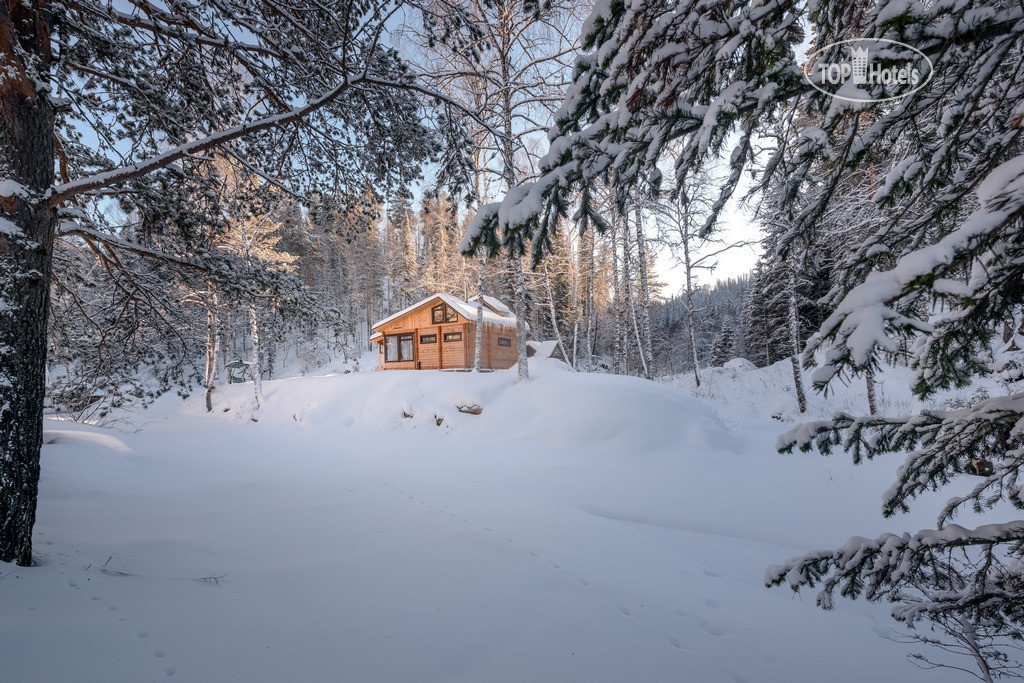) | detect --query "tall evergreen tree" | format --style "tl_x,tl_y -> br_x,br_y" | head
710,323 -> 735,367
